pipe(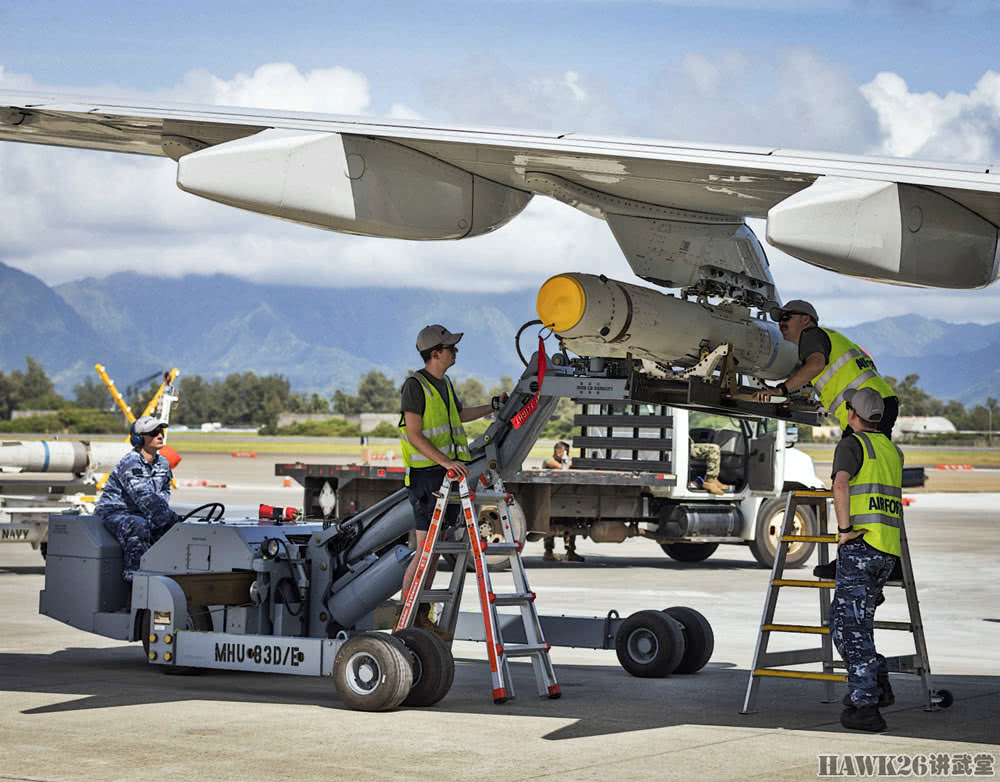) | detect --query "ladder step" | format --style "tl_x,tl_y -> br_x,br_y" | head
469,490 -> 509,501
484,542 -> 521,554
772,579 -> 835,589
762,624 -> 829,635
432,542 -> 469,554
753,668 -> 846,682
491,592 -> 534,606
501,643 -> 550,658
874,620 -> 913,631
790,491 -> 833,498
781,535 -> 836,543
419,589 -> 455,601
